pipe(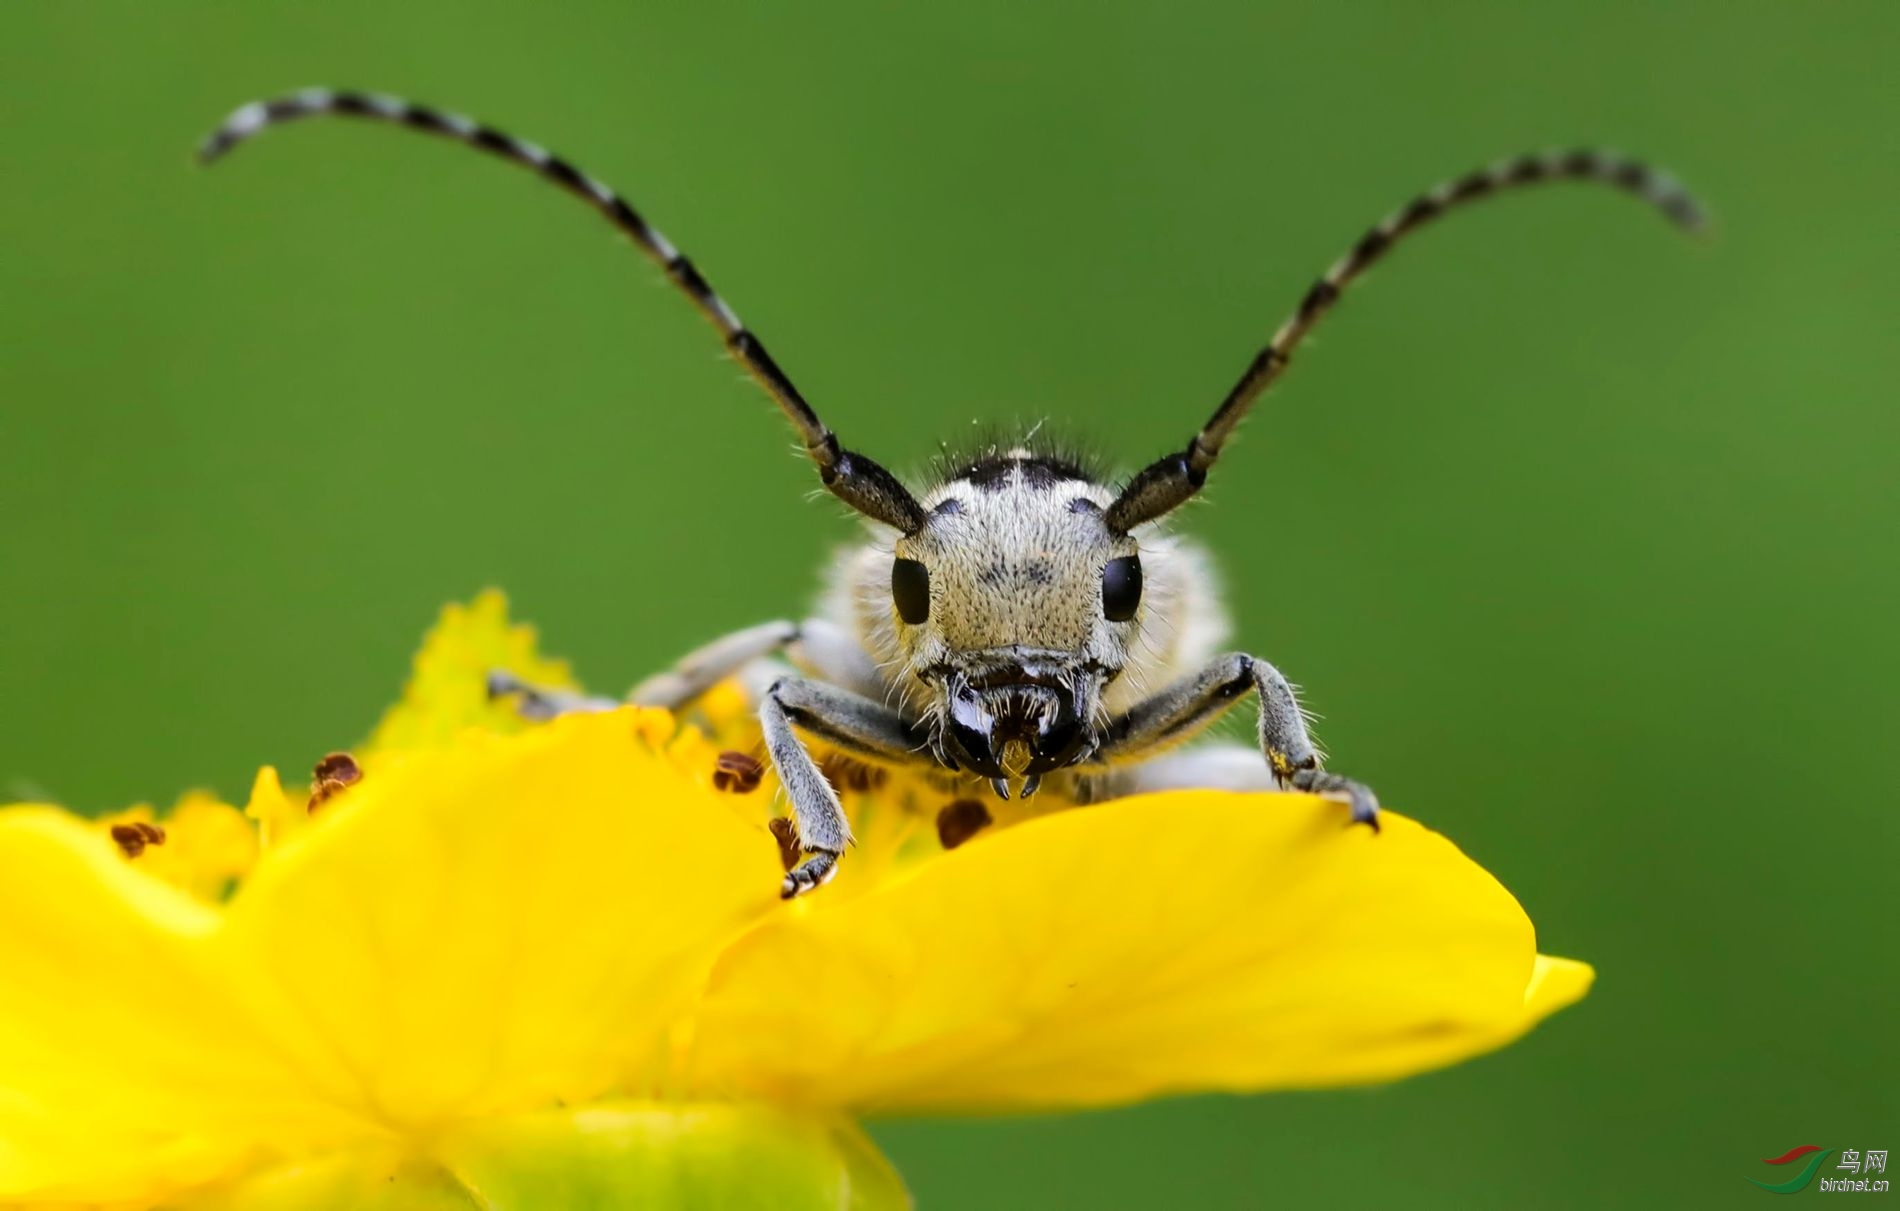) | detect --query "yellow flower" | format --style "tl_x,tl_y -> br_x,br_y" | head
361,590 -> 582,759
0,594 -> 1591,1208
